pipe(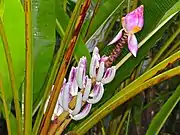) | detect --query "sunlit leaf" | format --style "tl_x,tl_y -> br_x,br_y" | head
0,0 -> 25,102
